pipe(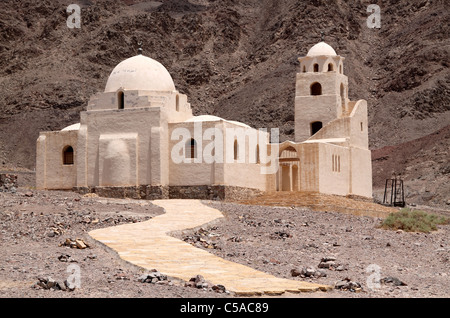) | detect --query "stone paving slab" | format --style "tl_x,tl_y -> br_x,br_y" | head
88,199 -> 331,295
